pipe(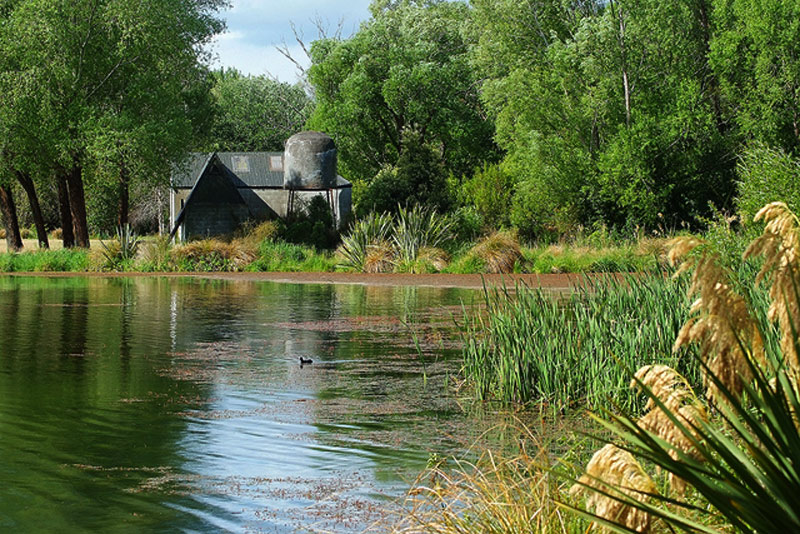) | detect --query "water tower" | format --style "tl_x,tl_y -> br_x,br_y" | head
283,131 -> 338,219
